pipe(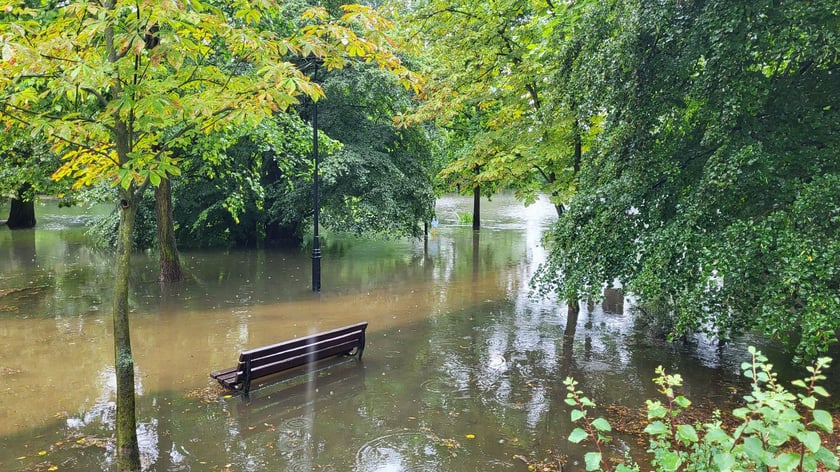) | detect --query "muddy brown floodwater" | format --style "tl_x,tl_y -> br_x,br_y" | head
0,194 -> 835,471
